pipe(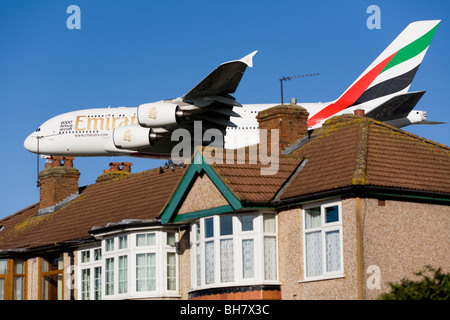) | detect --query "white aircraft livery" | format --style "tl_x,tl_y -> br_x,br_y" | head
25,20 -> 442,159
